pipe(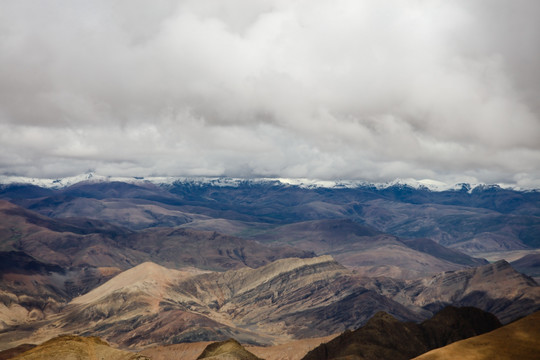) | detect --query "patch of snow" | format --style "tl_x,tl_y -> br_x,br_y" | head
0,173 -> 533,192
